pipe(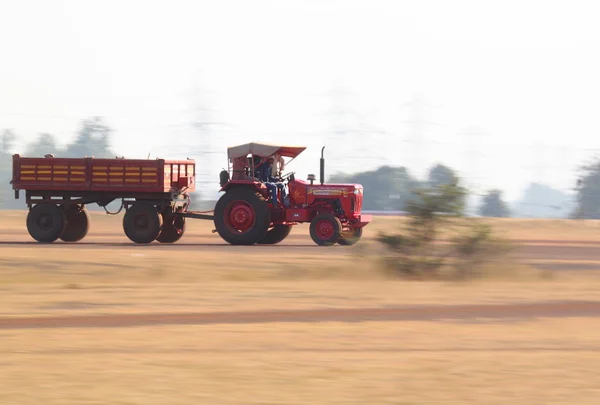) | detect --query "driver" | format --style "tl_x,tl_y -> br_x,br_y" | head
257,156 -> 289,208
